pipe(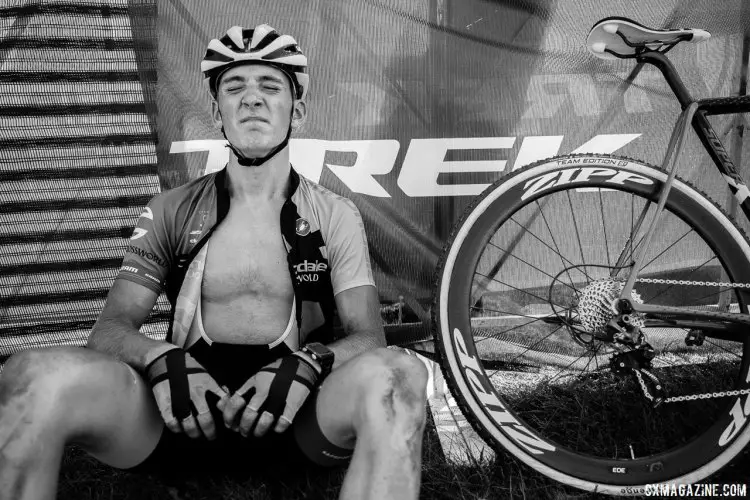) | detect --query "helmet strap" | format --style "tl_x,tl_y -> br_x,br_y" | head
223,110 -> 294,167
